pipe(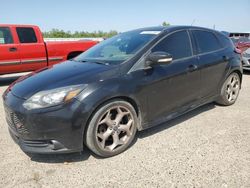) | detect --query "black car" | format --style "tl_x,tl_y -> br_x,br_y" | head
3,26 -> 242,157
